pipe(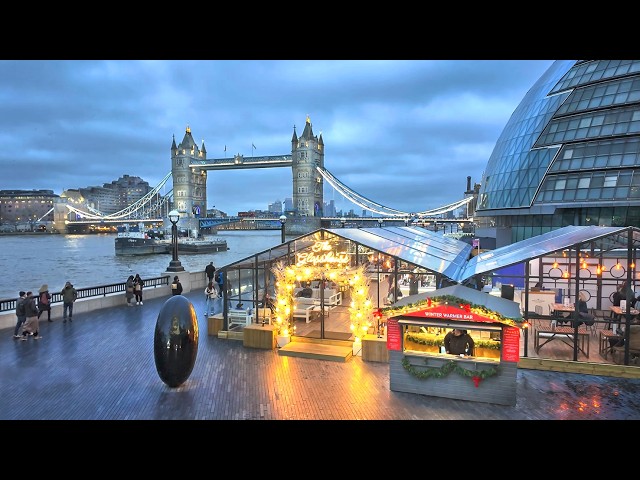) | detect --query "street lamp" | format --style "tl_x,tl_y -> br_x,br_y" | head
279,214 -> 287,243
167,209 -> 184,272
340,217 -> 346,228
378,218 -> 383,228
